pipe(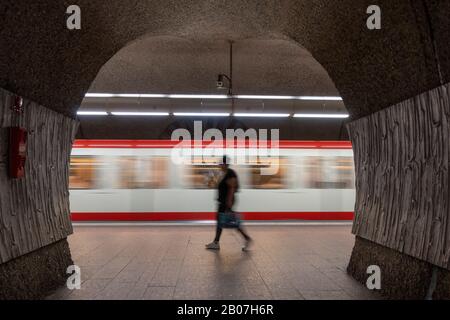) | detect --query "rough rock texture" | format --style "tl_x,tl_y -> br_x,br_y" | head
0,1 -> 448,119
88,37 -> 340,96
348,82 -> 450,269
0,88 -> 79,264
347,237 -> 432,299
434,268 -> 450,300
0,239 -> 73,300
